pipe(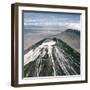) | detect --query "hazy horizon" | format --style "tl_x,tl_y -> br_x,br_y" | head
23,11 -> 81,50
